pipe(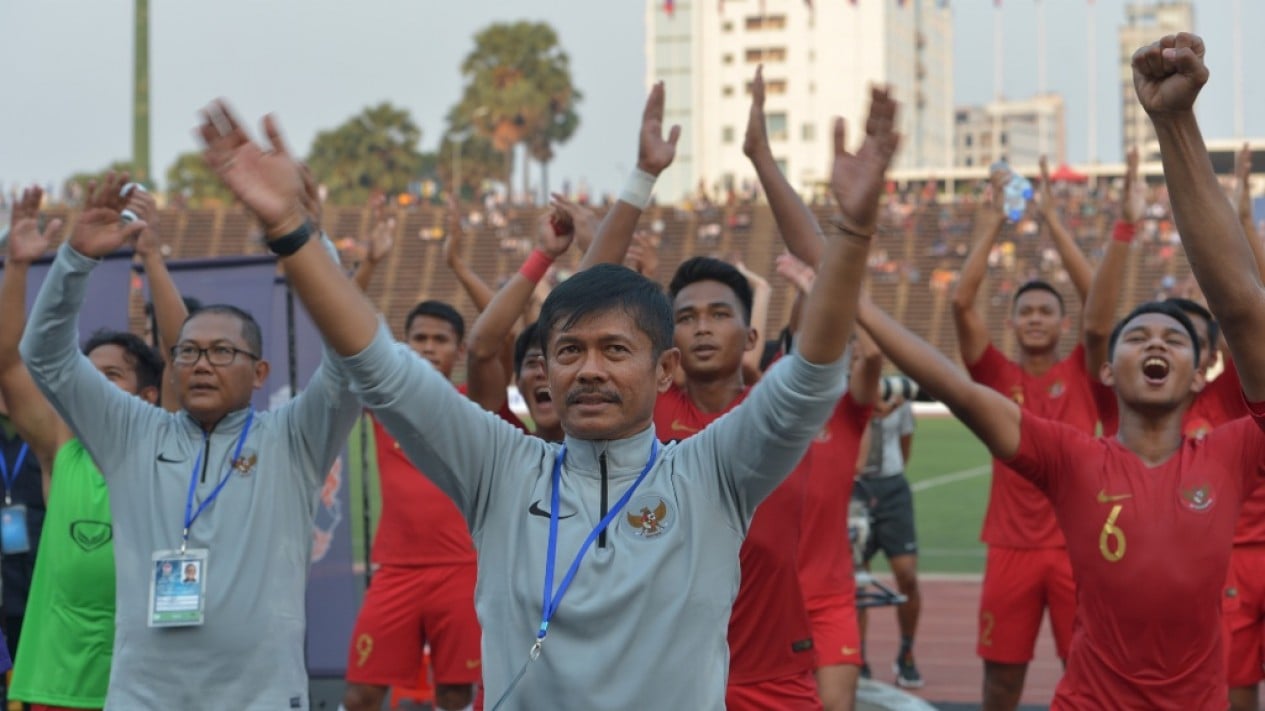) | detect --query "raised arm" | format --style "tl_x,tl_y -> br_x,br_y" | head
466,208 -> 574,412
733,259 -> 771,383
19,175 -> 160,472
797,88 -> 899,365
1035,156 -> 1093,301
850,326 -> 883,406
950,175 -> 1006,366
0,188 -> 70,488
352,198 -> 396,293
694,87 -> 902,520
1133,33 -> 1265,400
441,198 -> 496,311
1234,142 -> 1265,282
744,65 -> 827,267
775,252 -> 815,337
858,297 -> 1020,459
578,82 -> 680,269
198,101 -> 544,521
129,189 -> 187,412
1084,147 -> 1144,377
199,104 -> 378,356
